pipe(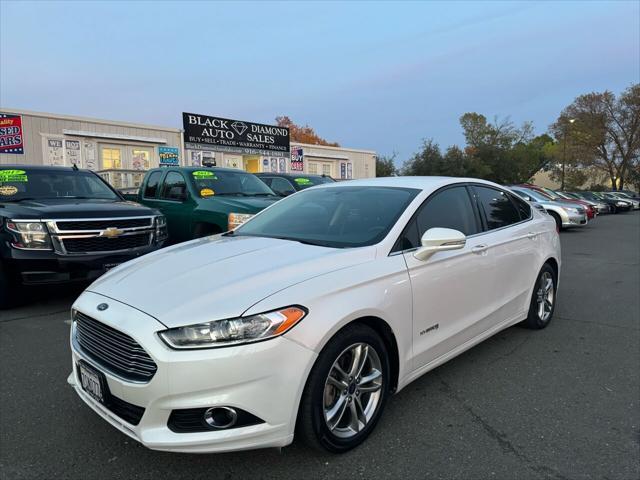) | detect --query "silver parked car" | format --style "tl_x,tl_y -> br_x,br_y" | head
509,187 -> 588,231
606,192 -> 640,210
